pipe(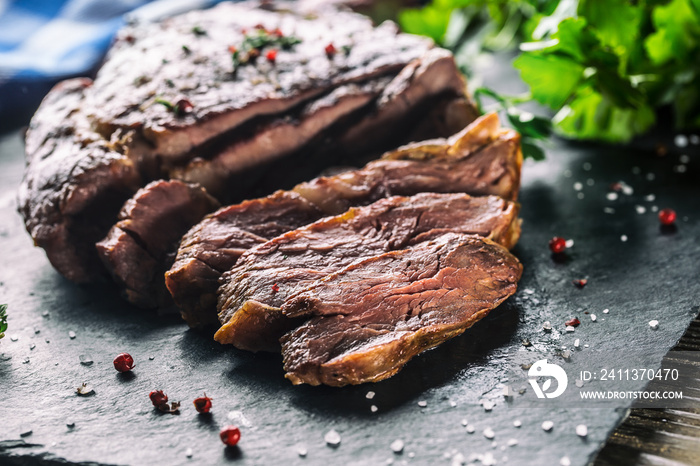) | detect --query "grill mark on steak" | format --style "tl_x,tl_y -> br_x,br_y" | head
167,113 -> 519,328
279,233 -> 522,386
214,192 -> 520,352
96,180 -> 219,308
